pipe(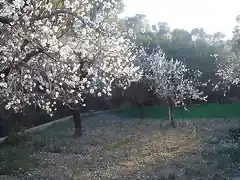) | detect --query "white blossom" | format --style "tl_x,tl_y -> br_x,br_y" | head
0,0 -> 143,114
145,50 -> 207,108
